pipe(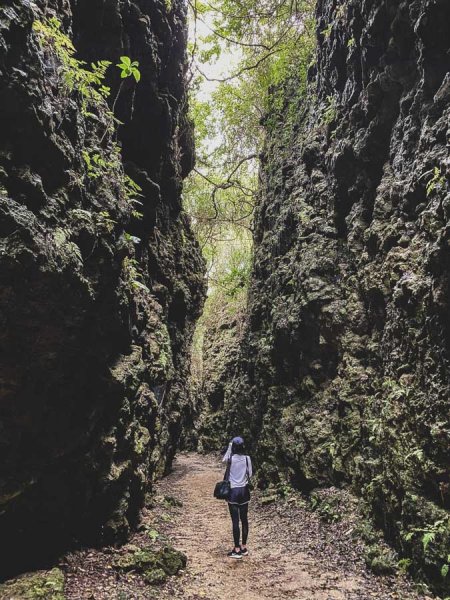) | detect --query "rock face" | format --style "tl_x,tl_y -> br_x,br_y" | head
0,0 -> 205,578
194,293 -> 246,452
219,0 -> 450,592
